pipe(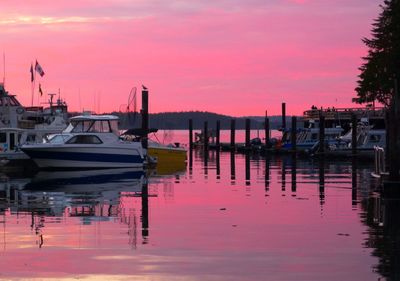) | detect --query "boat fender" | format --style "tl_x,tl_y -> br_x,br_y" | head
16,107 -> 25,114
